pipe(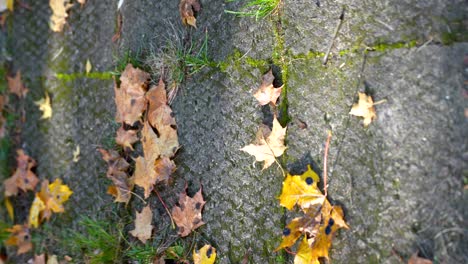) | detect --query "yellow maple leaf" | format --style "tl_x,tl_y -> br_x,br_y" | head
34,92 -> 52,119
279,165 -> 325,211
193,245 -> 216,264
38,179 -> 73,221
5,197 -> 14,220
349,92 -> 376,127
241,117 -> 287,170
295,236 -> 319,264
